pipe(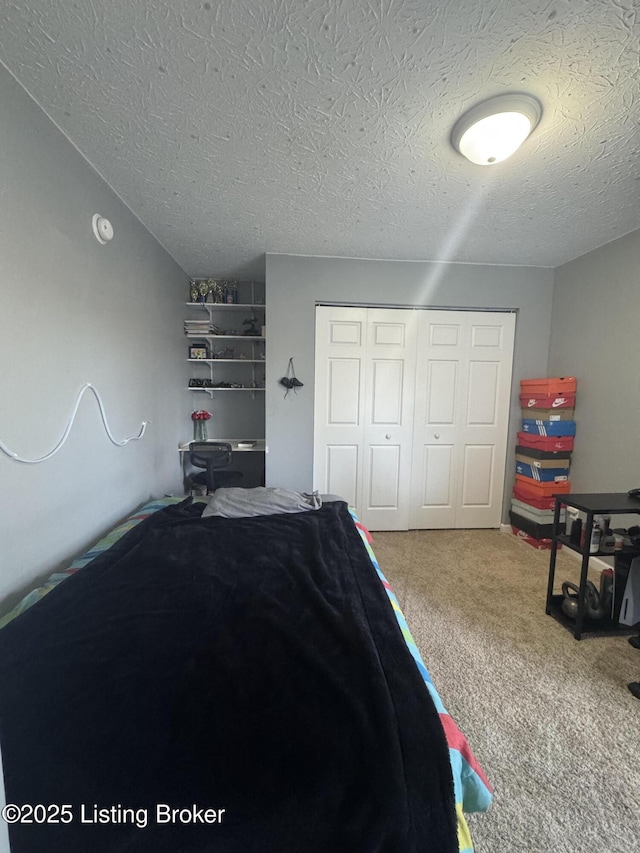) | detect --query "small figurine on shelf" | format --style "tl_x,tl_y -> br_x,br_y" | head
242,314 -> 260,336
189,279 -> 199,303
191,409 -> 211,441
197,280 -> 209,305
204,279 -> 221,303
